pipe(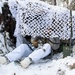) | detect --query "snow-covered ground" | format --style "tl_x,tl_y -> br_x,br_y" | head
0,52 -> 75,75
0,32 -> 75,75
